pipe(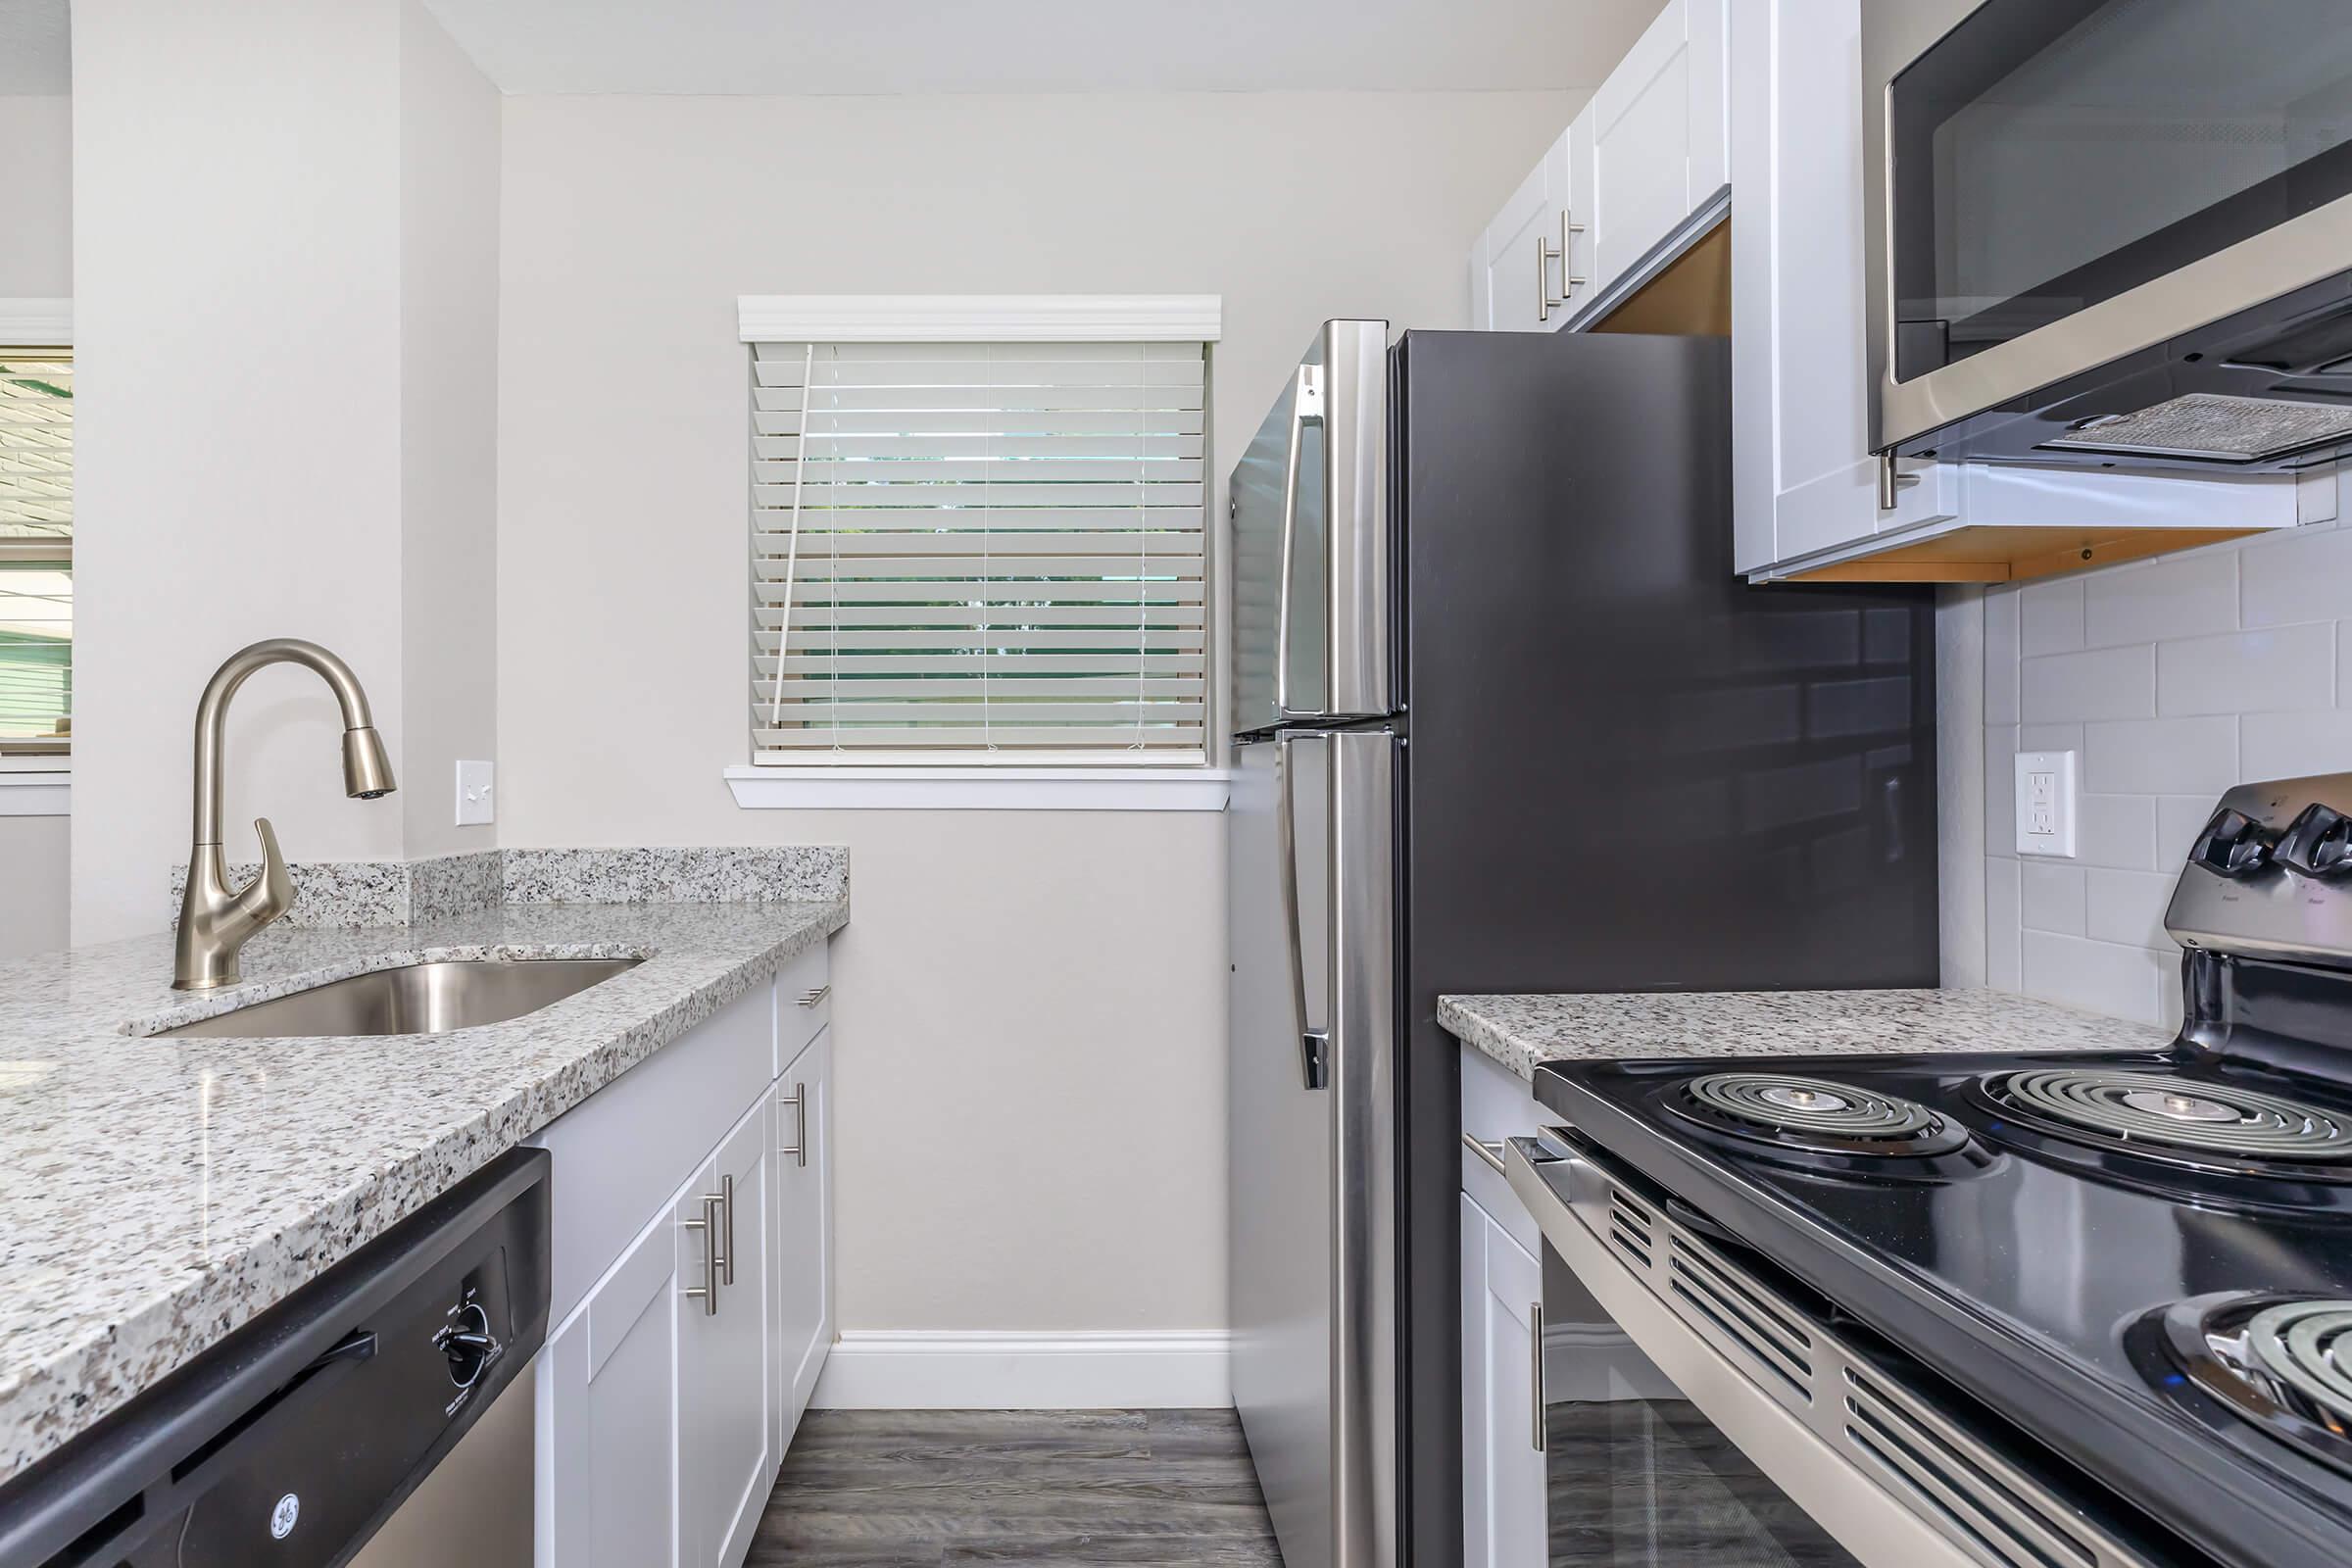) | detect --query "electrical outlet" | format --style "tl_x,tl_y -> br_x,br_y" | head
2014,750 -> 2077,858
456,760 -> 495,827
